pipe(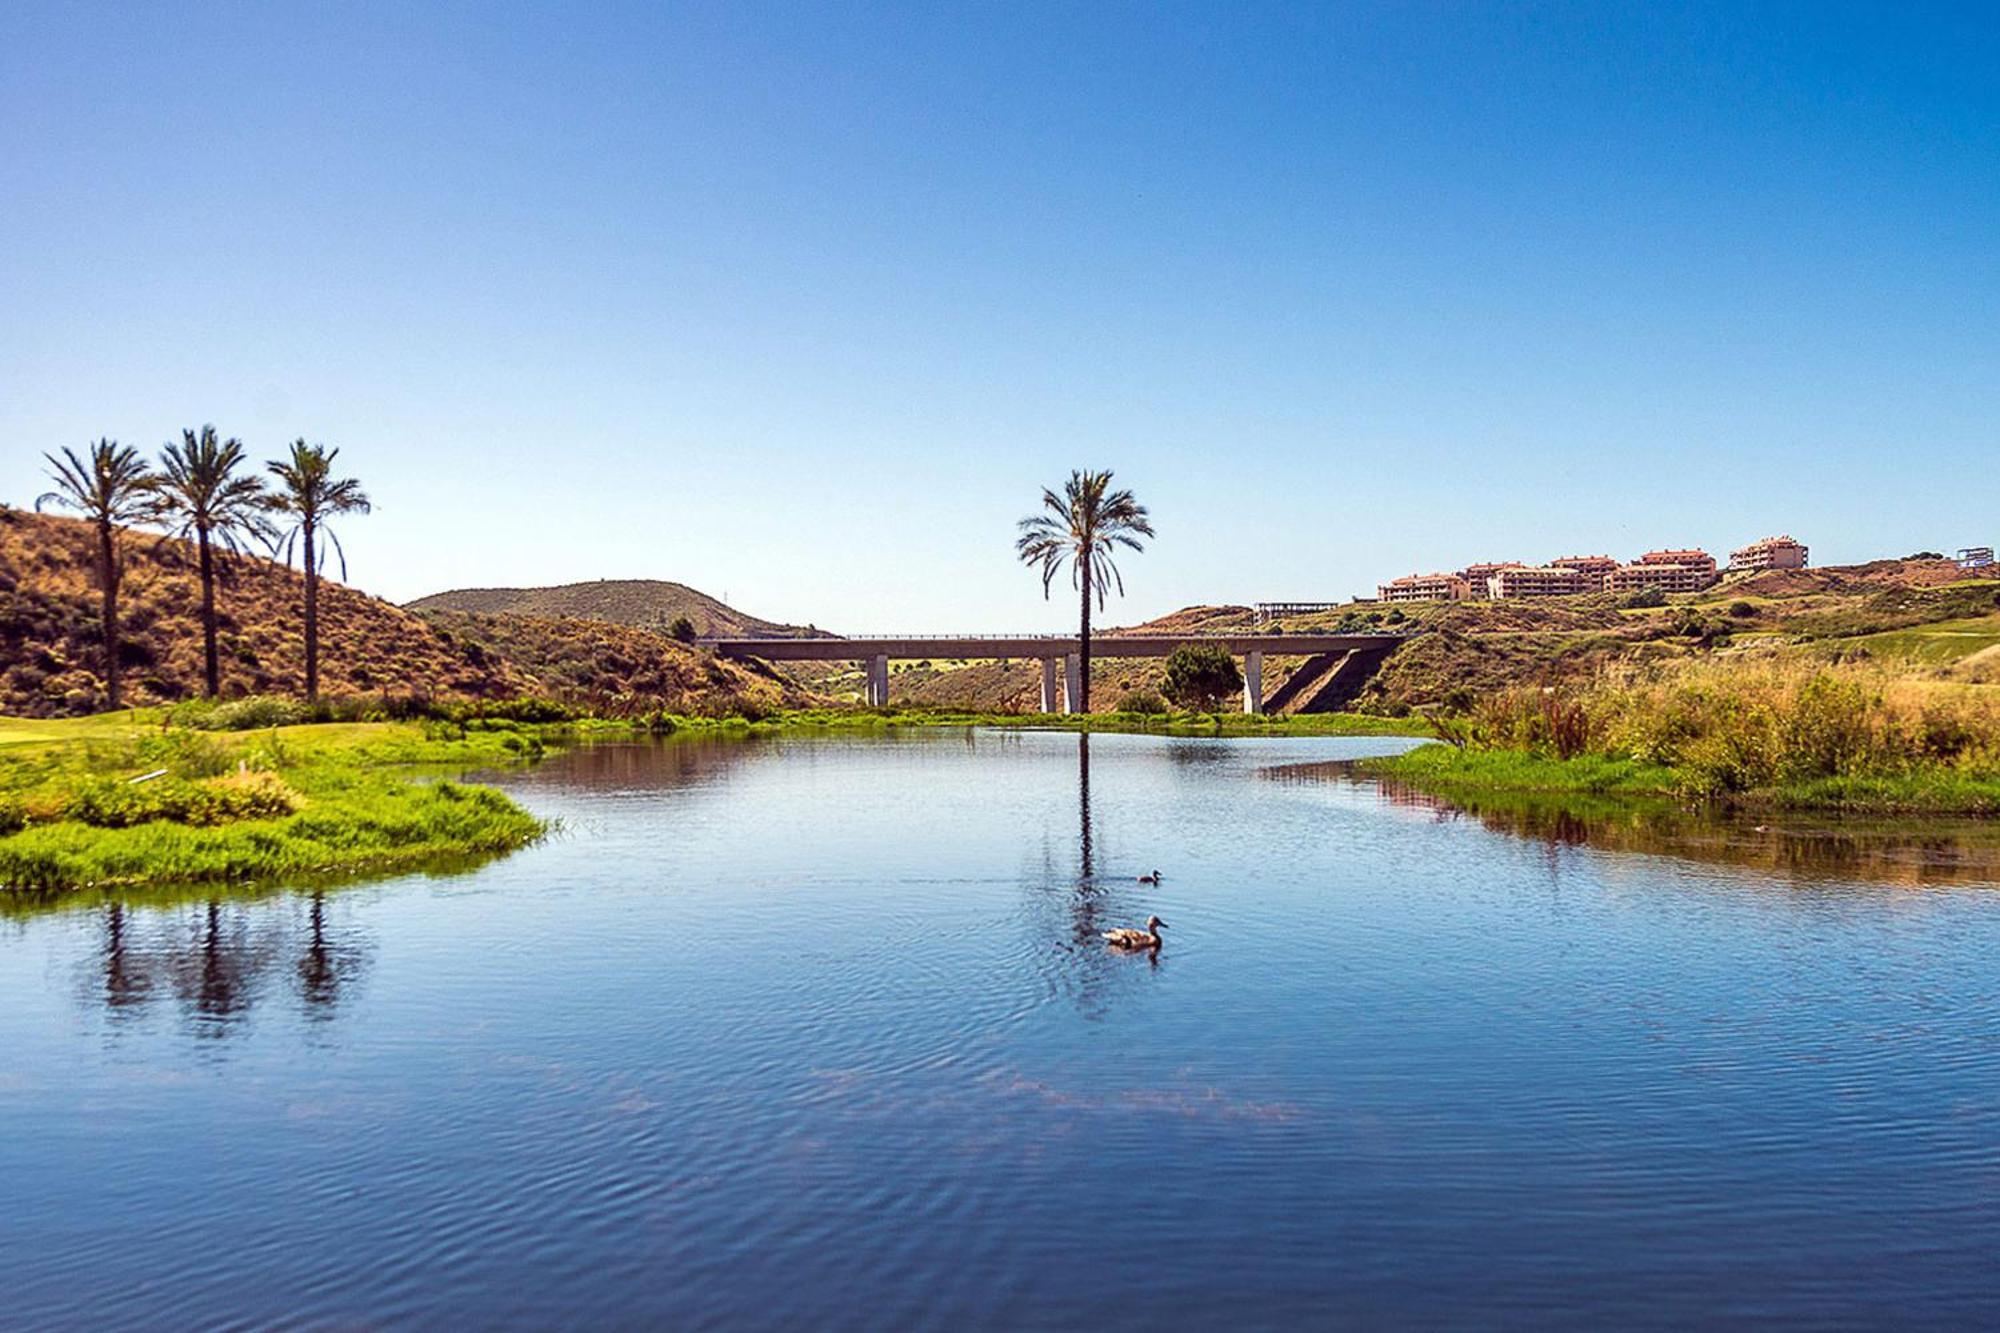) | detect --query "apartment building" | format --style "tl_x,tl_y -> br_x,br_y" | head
1607,559 -> 1718,594
1488,566 -> 1593,598
1458,562 -> 1525,598
1729,535 -> 1809,571
1377,572 -> 1472,604
1636,549 -> 1719,579
1544,552 -> 1624,580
